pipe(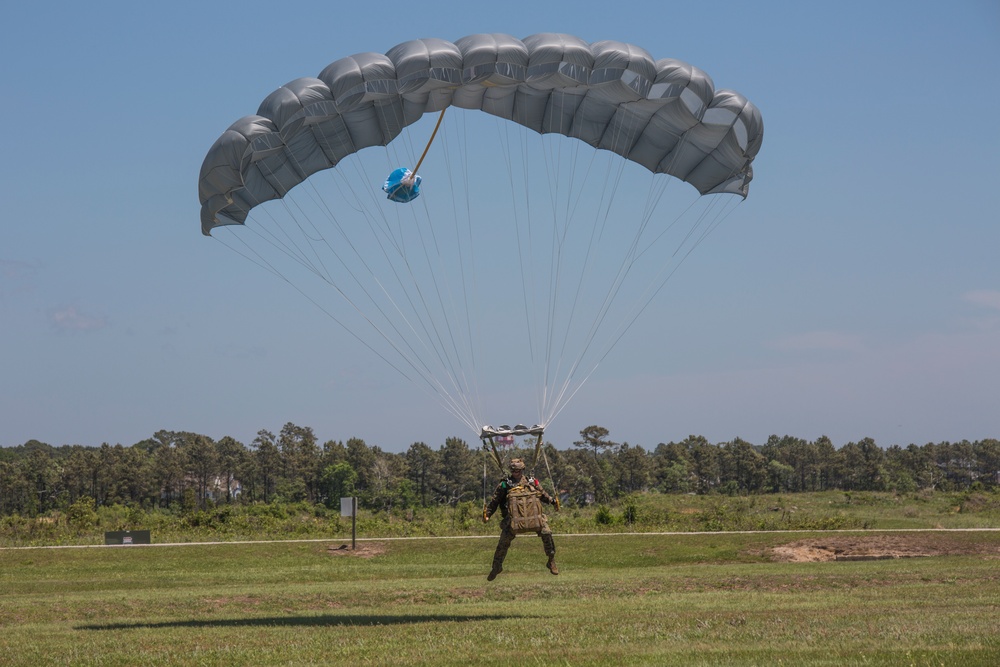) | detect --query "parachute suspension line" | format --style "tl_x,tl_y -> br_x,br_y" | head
245,183 -> 330,279
541,439 -> 557,499
274,105 -> 660,438
378,114 -> 489,433
532,94 -> 597,426
212,223 -> 430,396
438,111 -> 486,430
542,128 -> 594,420
545,148 -> 634,416
519,123 -> 547,425
232,116 -> 741,441
546,158 -> 623,421
535,126 -> 572,427
401,110 -> 485,432
547,196 -> 743,427
258,156 -> 454,398
497,116 -> 575,429
377,106 -> 496,433
540,104 -> 585,408
426,115 -> 473,421
538,130 -> 564,421
227,164 -> 339,285
274,193 -> 344,283
538,140 -> 590,421
534,107 -> 641,426
540,109 -> 683,426
251,112 -> 479,433
350,106 -> 477,421
242,171 -> 380,302
403,119 -> 489,431
236,211 -> 474,429
236,204 -> 321,280
494,112 -> 640,428
212,226 -> 289,283
496,117 -> 545,426
459,112 -> 483,424
548,213 -> 701,422
594,196 -> 741,364
627,118 -> 732,266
